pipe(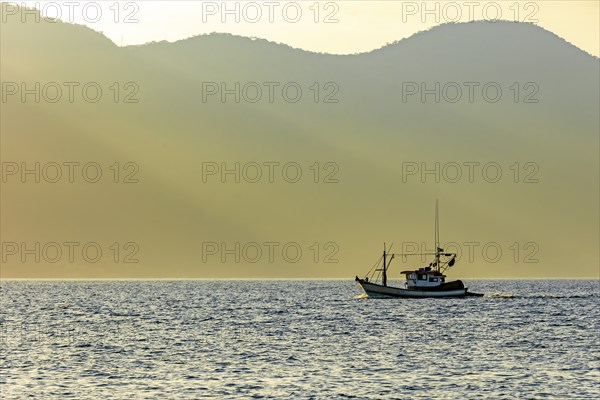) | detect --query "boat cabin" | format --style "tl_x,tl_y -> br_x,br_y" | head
401,267 -> 446,288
